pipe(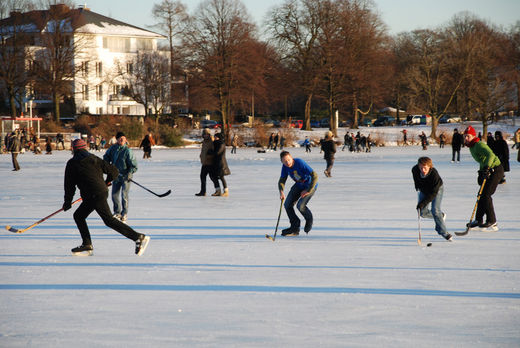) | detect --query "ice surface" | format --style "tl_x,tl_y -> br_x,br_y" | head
1,124 -> 519,347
